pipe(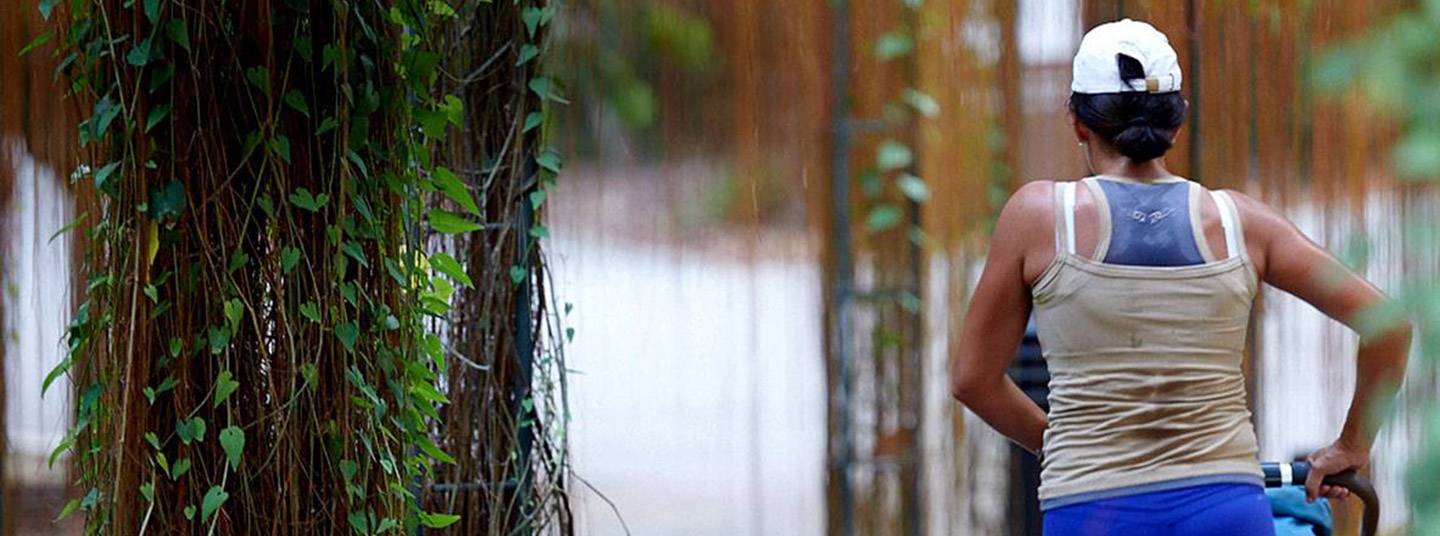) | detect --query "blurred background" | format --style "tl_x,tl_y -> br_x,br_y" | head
5,0 -> 1439,535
